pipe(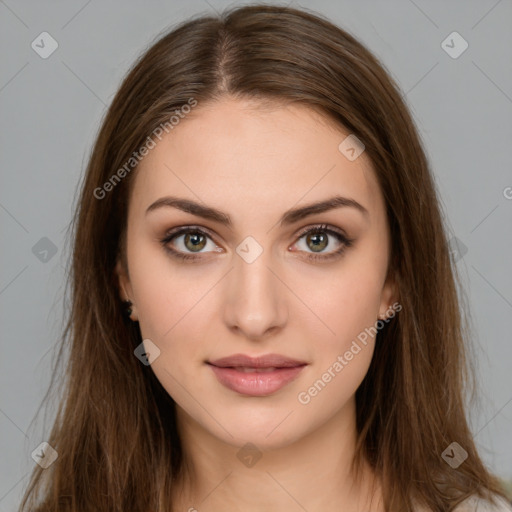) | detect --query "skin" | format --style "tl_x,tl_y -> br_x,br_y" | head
116,97 -> 397,512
